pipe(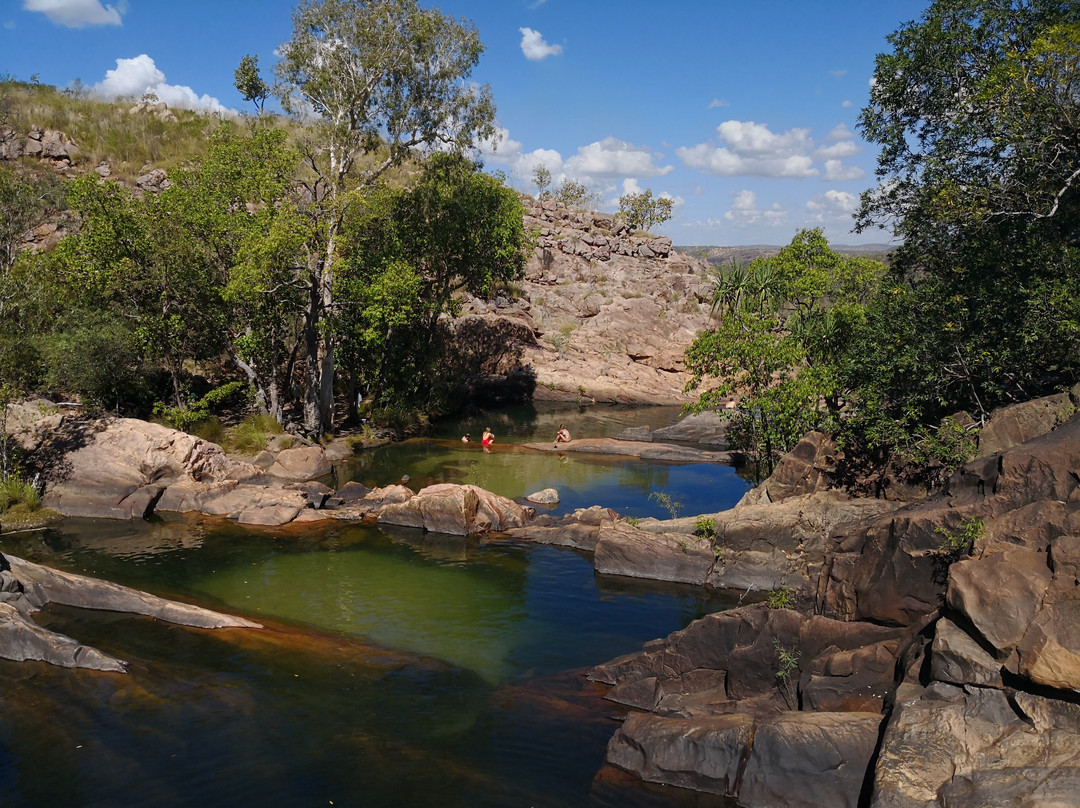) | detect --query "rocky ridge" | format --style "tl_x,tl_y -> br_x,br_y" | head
451,196 -> 719,405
